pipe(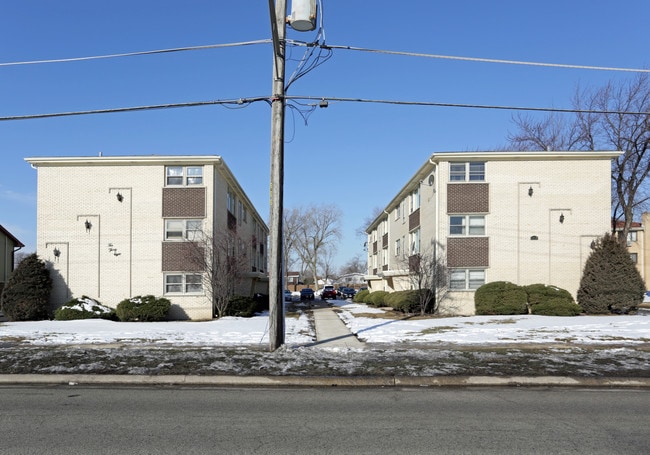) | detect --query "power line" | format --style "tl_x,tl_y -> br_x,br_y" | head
0,40 -> 271,67
1,95 -> 649,122
0,98 -> 268,121
314,43 -> 650,74
286,96 -> 650,116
